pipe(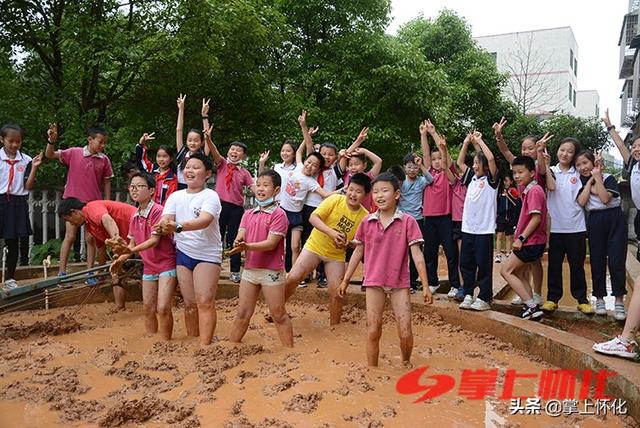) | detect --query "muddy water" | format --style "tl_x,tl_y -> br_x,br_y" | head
0,297 -> 634,427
